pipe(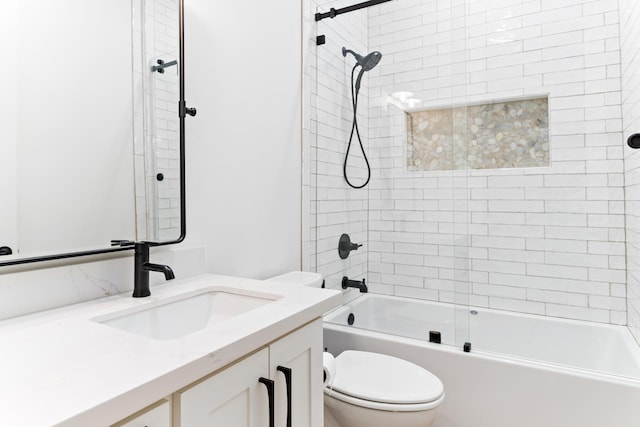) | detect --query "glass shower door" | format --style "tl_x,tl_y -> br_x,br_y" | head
311,4 -> 370,295
311,0 -> 472,350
